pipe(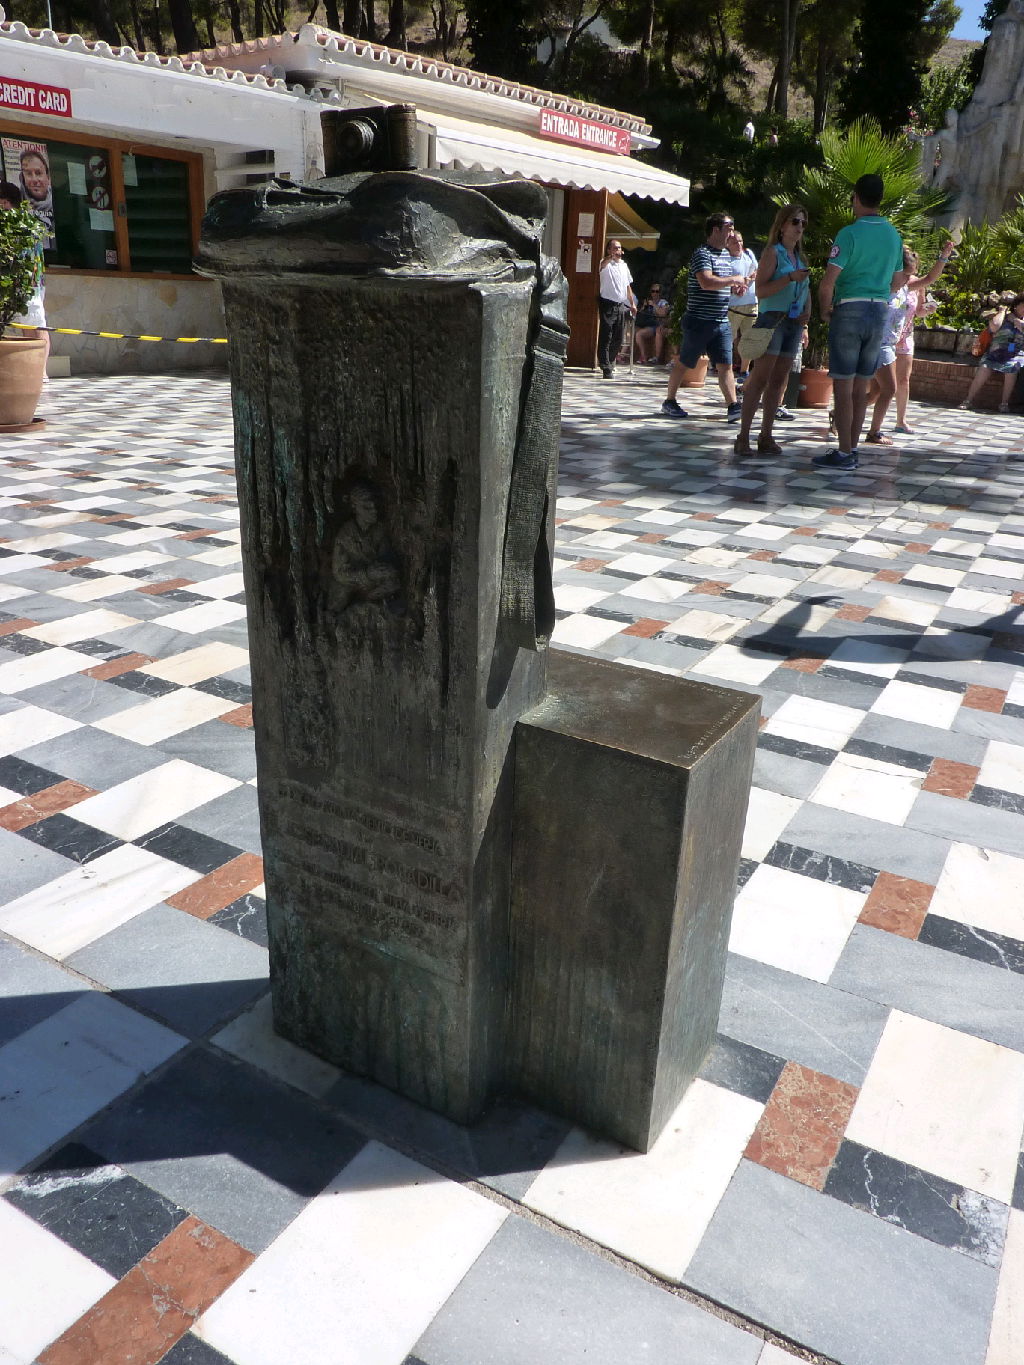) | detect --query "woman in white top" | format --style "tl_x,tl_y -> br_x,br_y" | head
864,243 -> 954,443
